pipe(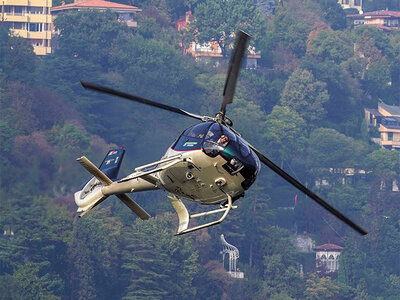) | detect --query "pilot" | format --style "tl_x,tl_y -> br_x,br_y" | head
218,135 -> 229,146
